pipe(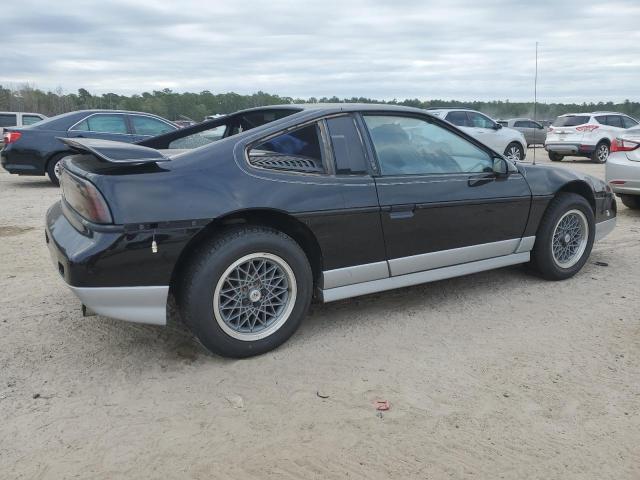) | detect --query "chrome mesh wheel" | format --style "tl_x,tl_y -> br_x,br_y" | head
213,252 -> 297,341
551,209 -> 589,268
